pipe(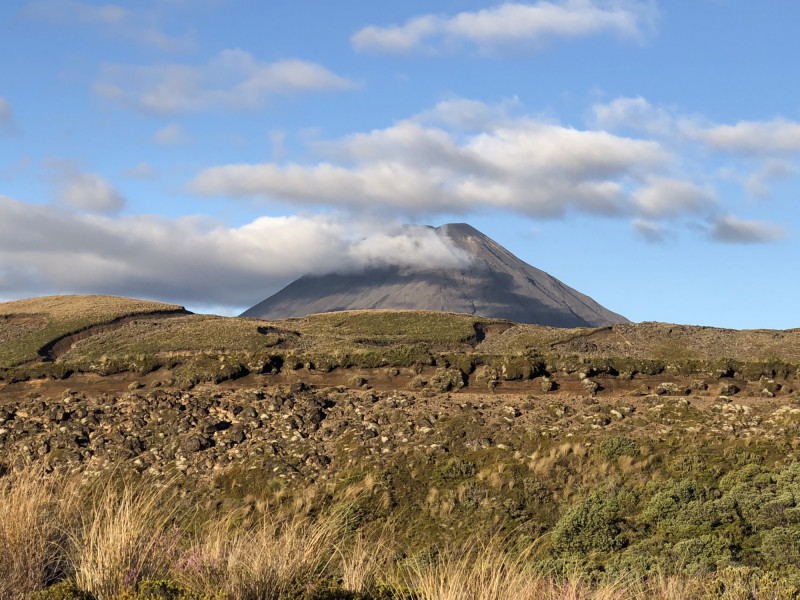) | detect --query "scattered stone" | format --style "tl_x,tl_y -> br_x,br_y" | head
429,368 -> 466,392
183,435 -> 211,453
582,379 -> 600,395
655,382 -> 690,396
720,383 -> 740,396
409,375 -> 428,390
348,376 -> 368,388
